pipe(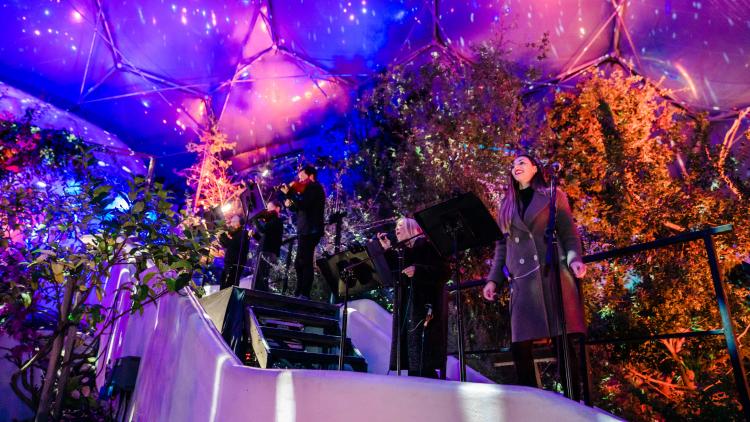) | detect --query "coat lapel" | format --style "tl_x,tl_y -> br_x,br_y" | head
511,202 -> 530,232
523,189 -> 549,227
